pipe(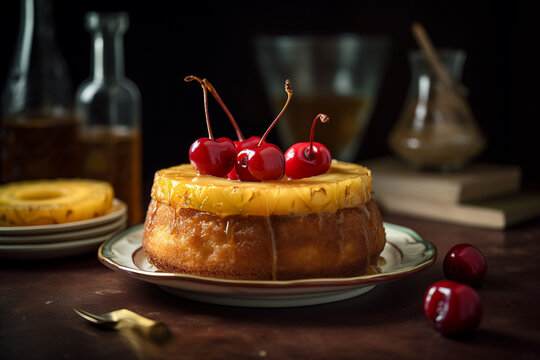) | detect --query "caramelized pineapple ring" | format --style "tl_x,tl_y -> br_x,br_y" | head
151,160 -> 373,216
0,179 -> 114,226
